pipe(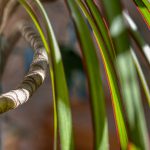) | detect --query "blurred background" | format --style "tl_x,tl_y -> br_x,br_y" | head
0,0 -> 150,149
